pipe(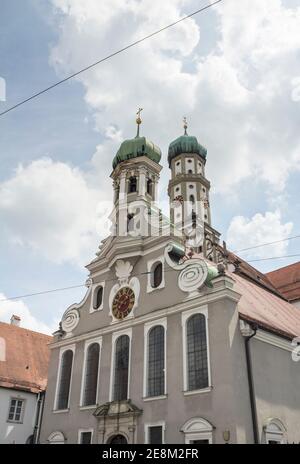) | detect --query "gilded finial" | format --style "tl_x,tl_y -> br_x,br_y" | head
136,108 -> 143,137
183,116 -> 188,135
